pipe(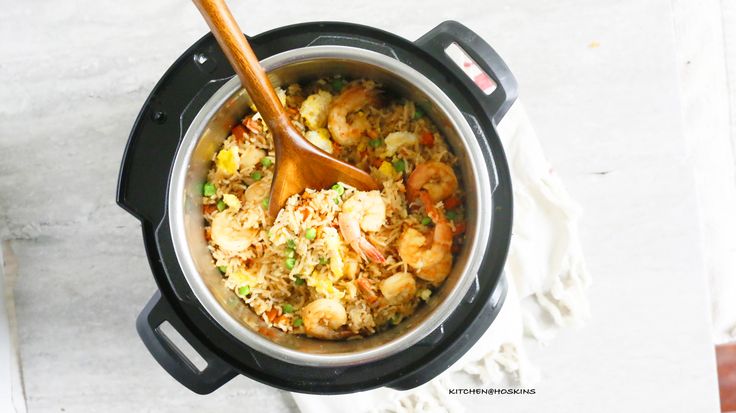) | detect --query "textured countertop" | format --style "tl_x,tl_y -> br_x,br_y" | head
0,0 -> 722,411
